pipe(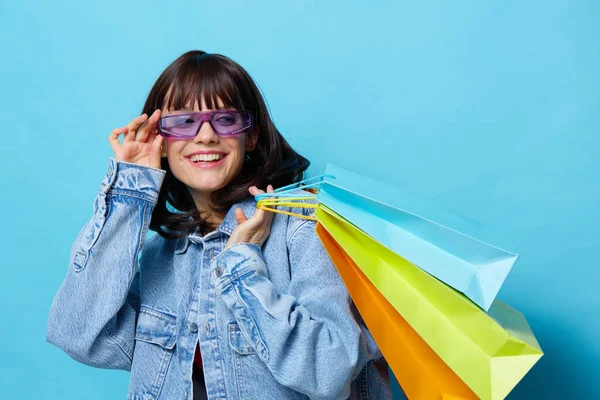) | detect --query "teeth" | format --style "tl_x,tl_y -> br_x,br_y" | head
190,153 -> 224,162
